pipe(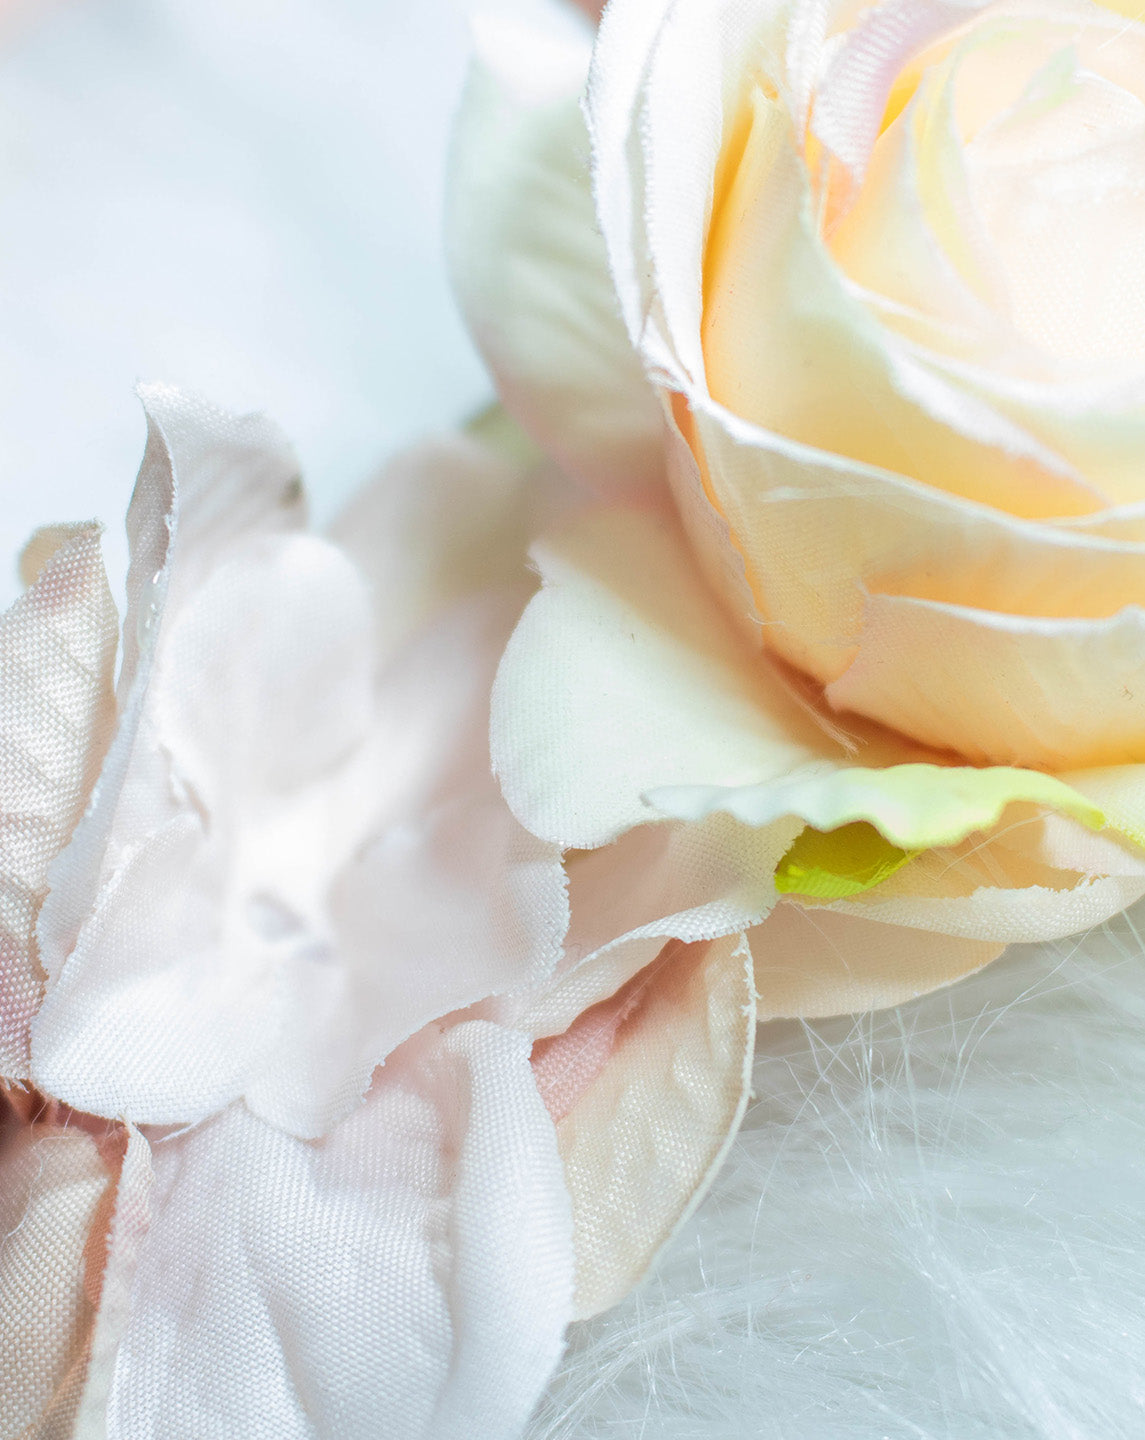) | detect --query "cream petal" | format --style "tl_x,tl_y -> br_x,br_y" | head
449,17 -> 664,500
636,0 -> 789,385
0,1120 -> 116,1439
917,345 -> 1145,509
702,82 -> 1099,520
38,387 -> 304,987
1060,764 -> 1145,850
833,872 -> 1145,944
823,812 -> 1145,940
103,1023 -> 573,1440
0,527 -> 117,1079
491,505 -> 840,850
751,903 -> 1003,1019
530,932 -> 754,1317
690,397 -> 1145,685
827,593 -> 1145,769
828,76 -> 1004,329
649,762 -> 1103,850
